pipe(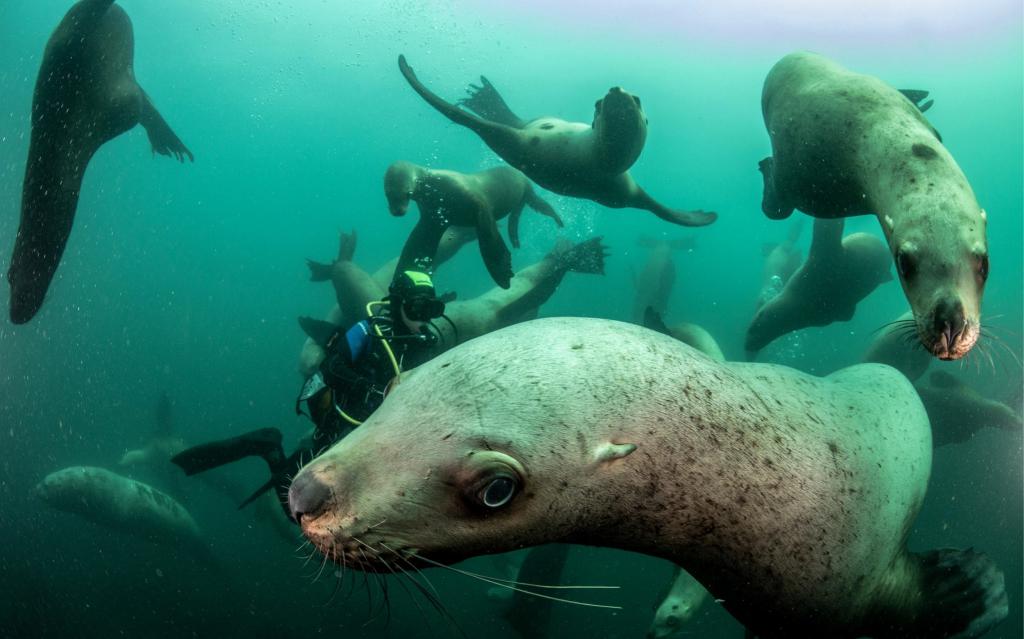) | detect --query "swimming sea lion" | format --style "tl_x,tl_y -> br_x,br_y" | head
759,52 -> 988,360
289,317 -> 1007,639
632,236 -> 696,323
643,307 -> 725,361
385,161 -> 564,287
861,310 -> 933,383
757,217 -> 805,309
745,219 -> 891,358
397,56 -> 716,228
8,0 -> 193,324
915,371 -> 1023,447
119,392 -> 185,470
35,465 -> 210,561
648,567 -> 710,639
